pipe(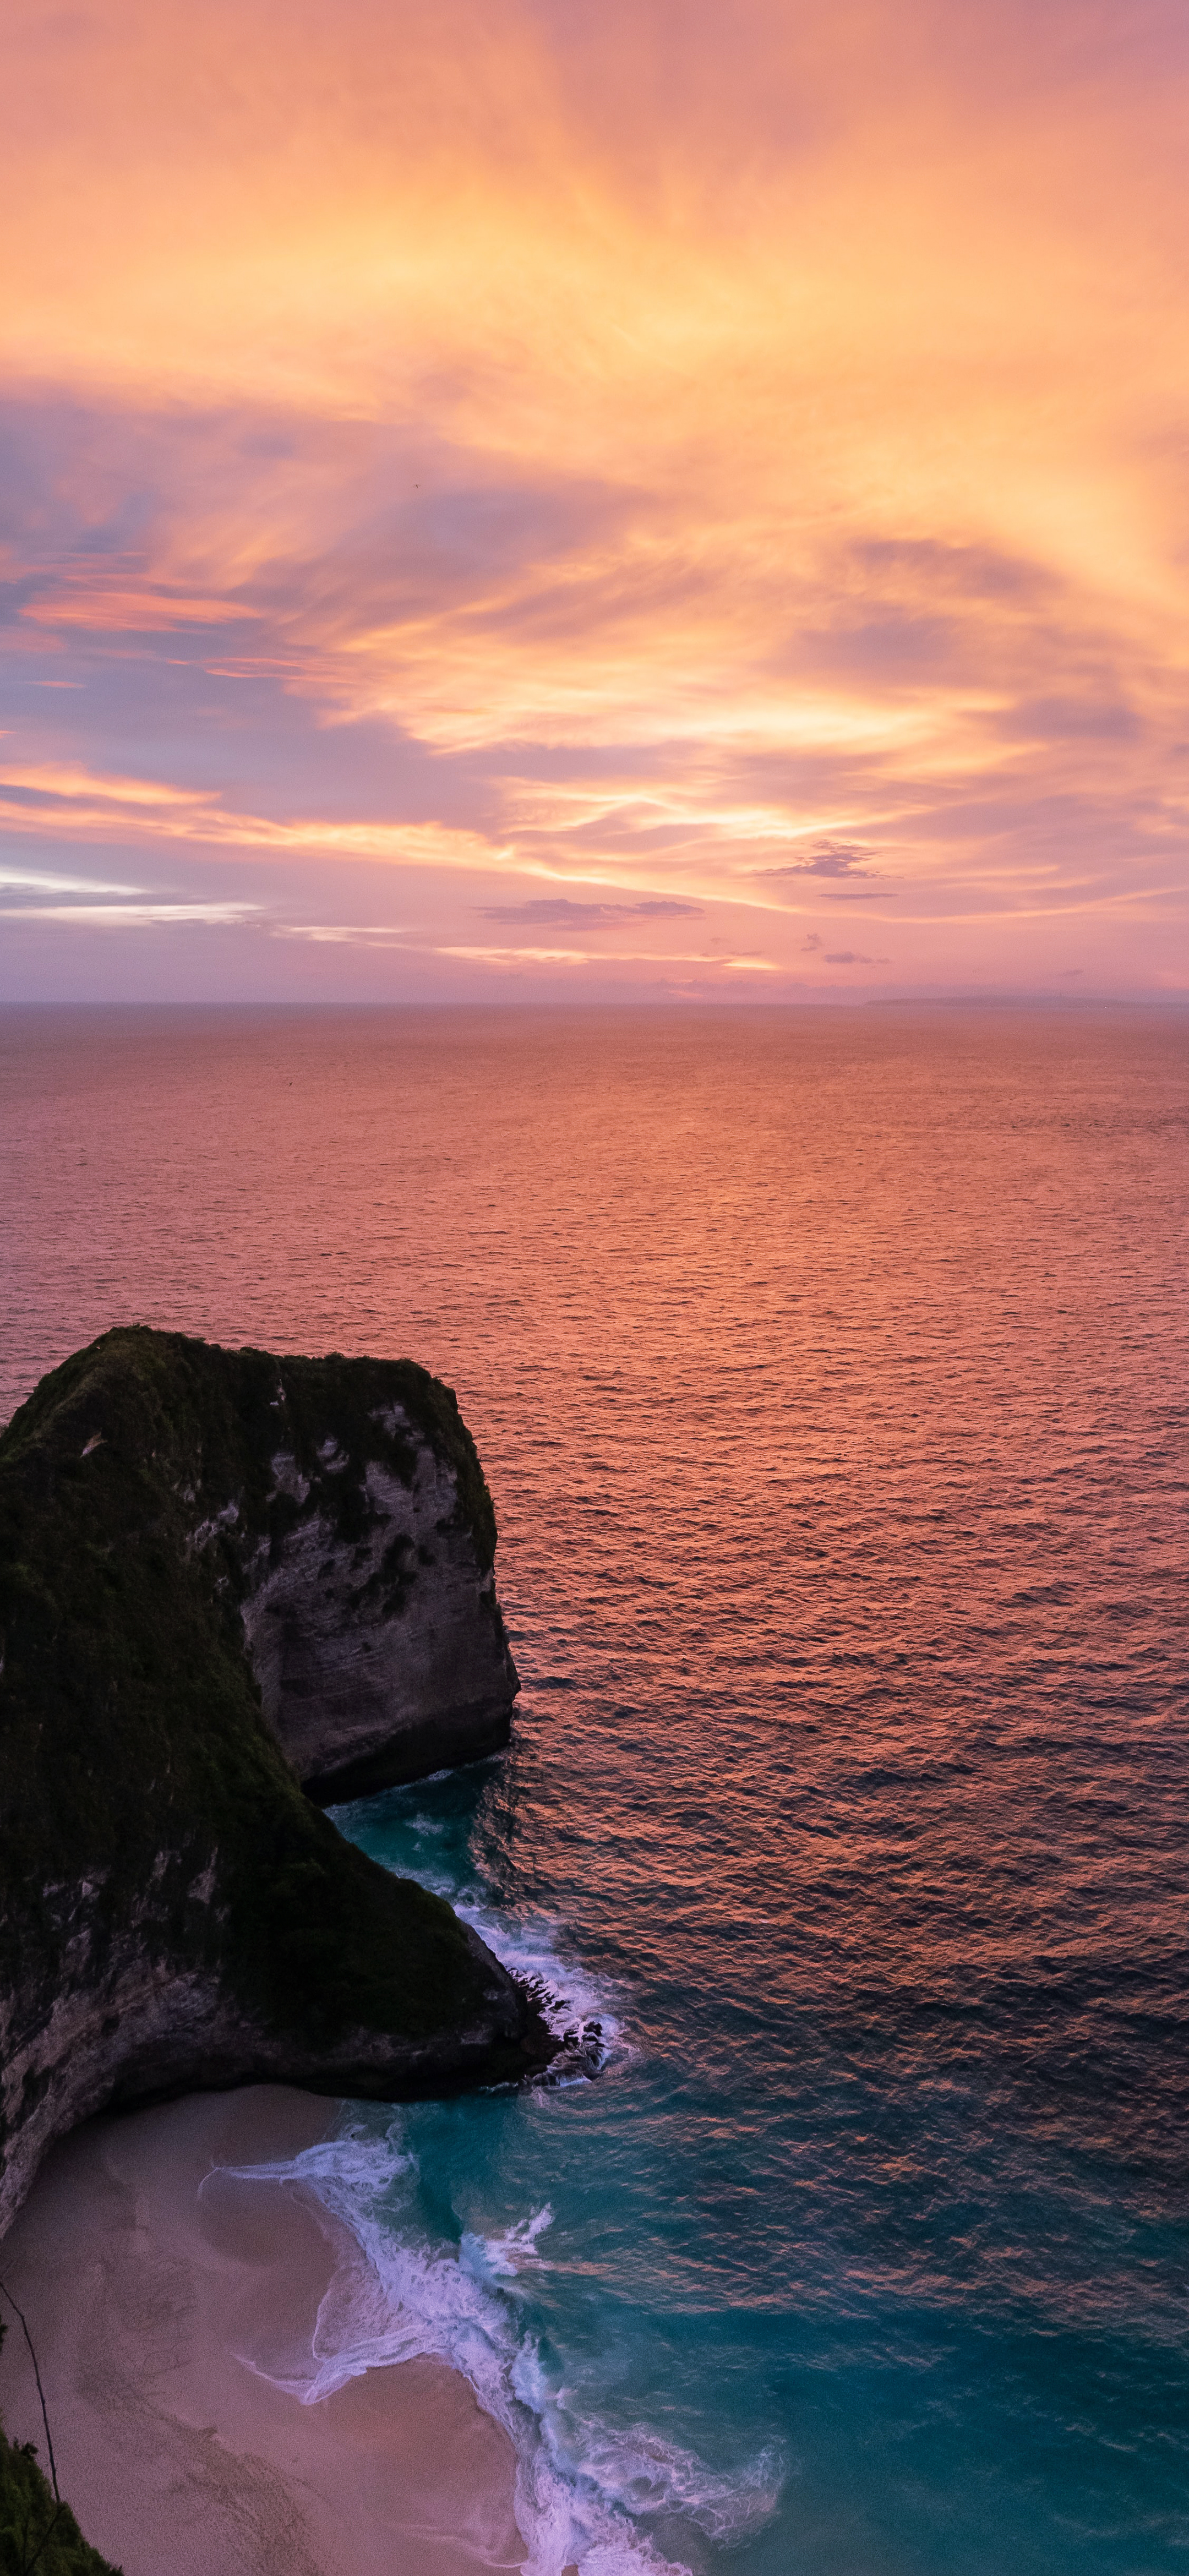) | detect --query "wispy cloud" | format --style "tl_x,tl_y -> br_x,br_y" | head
277,923 -> 408,945
1,901 -> 261,926
435,943 -> 777,972
479,896 -> 702,927
802,929 -> 890,965
760,842 -> 881,881
0,864 -> 145,895
1,0 -> 1187,995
